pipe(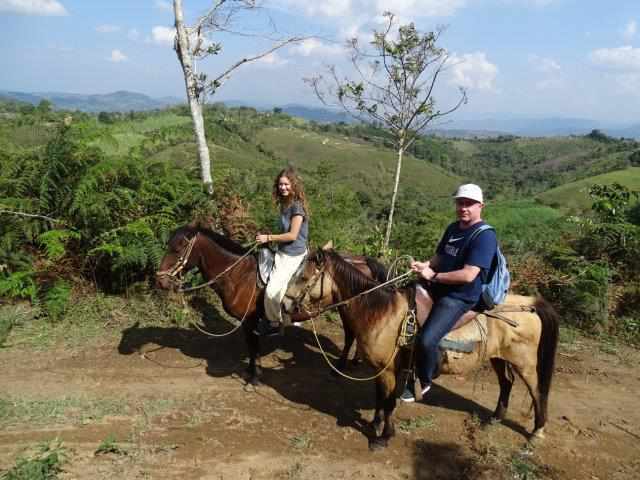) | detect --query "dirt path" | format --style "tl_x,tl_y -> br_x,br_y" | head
1,319 -> 639,479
